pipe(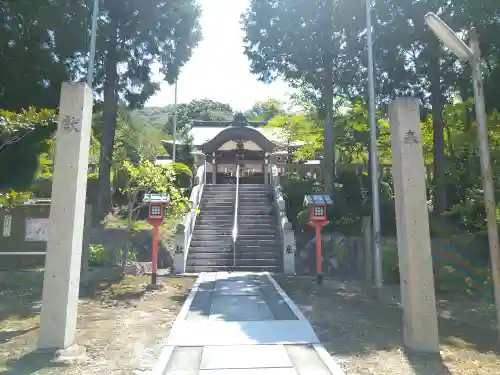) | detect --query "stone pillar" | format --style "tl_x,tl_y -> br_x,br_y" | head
38,82 -> 93,351
282,220 -> 296,274
173,224 -> 186,274
389,97 -> 439,353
